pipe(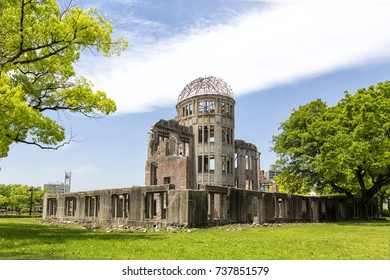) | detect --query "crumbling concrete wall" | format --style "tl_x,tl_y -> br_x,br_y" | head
234,140 -> 260,190
43,185 -> 379,228
145,120 -> 195,189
